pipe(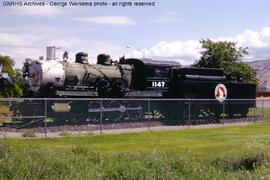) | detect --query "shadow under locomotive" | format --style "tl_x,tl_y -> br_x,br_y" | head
5,98 -> 257,129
